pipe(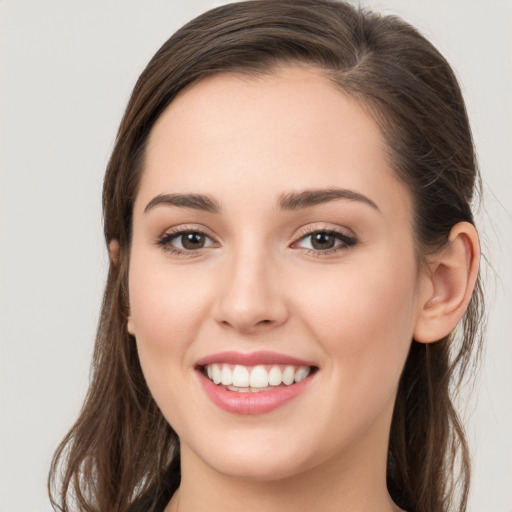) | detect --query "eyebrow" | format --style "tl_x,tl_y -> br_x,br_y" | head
144,193 -> 220,214
143,187 -> 380,215
278,188 -> 380,212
